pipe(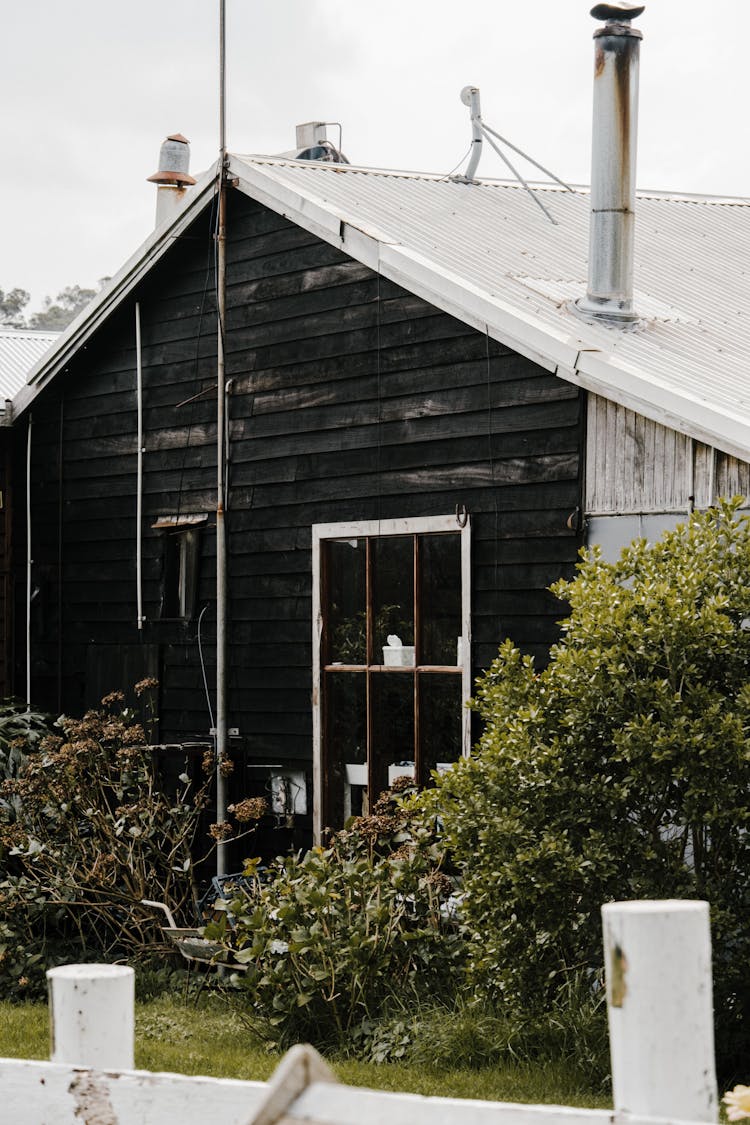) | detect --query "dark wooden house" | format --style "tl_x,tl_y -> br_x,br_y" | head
4,147 -> 749,850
